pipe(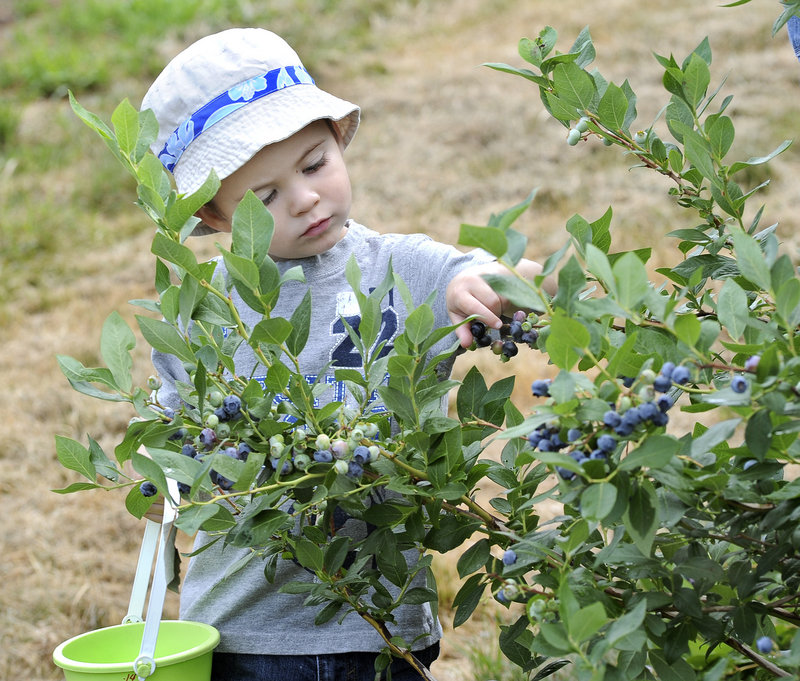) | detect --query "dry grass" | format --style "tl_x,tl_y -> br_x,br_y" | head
2,1 -> 799,679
